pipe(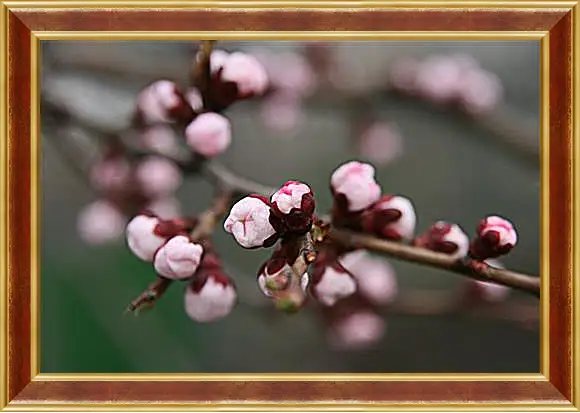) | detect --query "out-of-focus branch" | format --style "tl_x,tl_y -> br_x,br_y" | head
327,228 -> 540,297
240,289 -> 538,330
203,161 -> 276,197
385,290 -> 538,329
